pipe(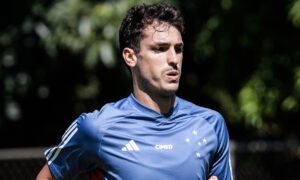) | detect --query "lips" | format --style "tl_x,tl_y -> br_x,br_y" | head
167,70 -> 178,76
166,70 -> 180,81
